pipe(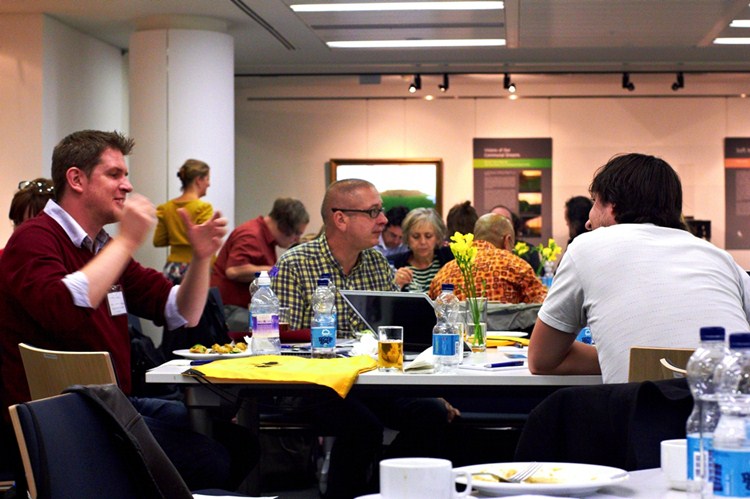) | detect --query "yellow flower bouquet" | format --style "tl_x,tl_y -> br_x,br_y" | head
448,232 -> 486,349
513,238 -> 562,276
